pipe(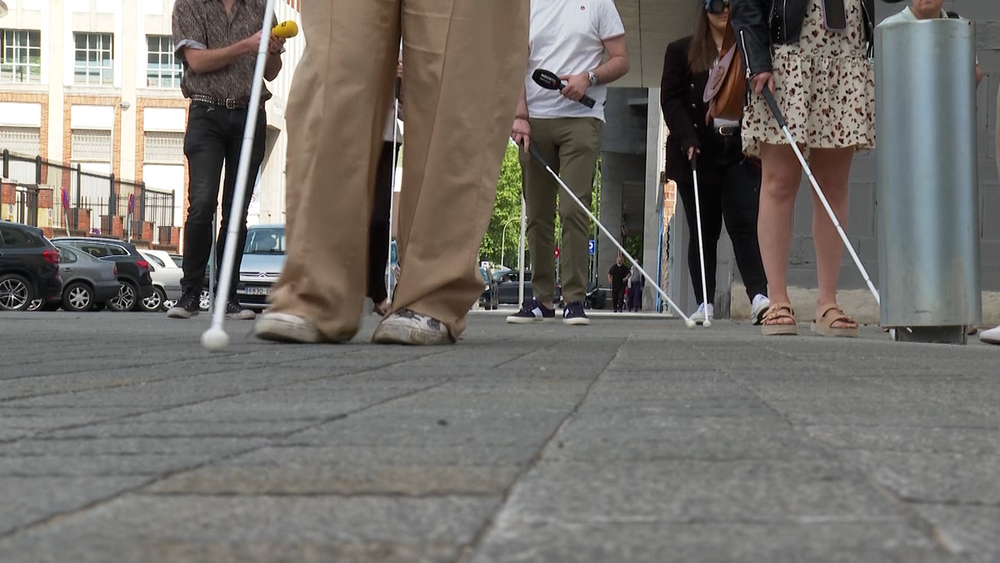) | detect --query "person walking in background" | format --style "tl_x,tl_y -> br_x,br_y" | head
506,0 -> 630,326
255,0 -> 529,346
628,263 -> 643,311
732,0 -> 875,337
370,55 -> 404,317
608,254 -> 630,313
167,0 -> 284,321
661,0 -> 770,327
